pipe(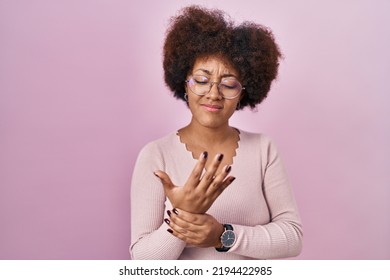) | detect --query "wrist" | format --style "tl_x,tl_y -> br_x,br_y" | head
214,223 -> 225,248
